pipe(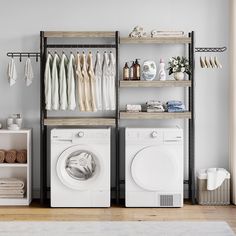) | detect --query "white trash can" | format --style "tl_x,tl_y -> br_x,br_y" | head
197,168 -> 230,205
